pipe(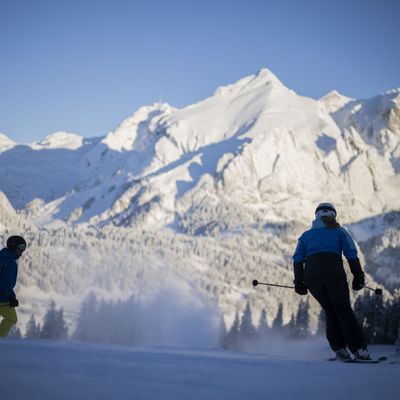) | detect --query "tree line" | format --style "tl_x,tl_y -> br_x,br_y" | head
7,289 -> 399,350
8,300 -> 68,340
223,290 -> 400,349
